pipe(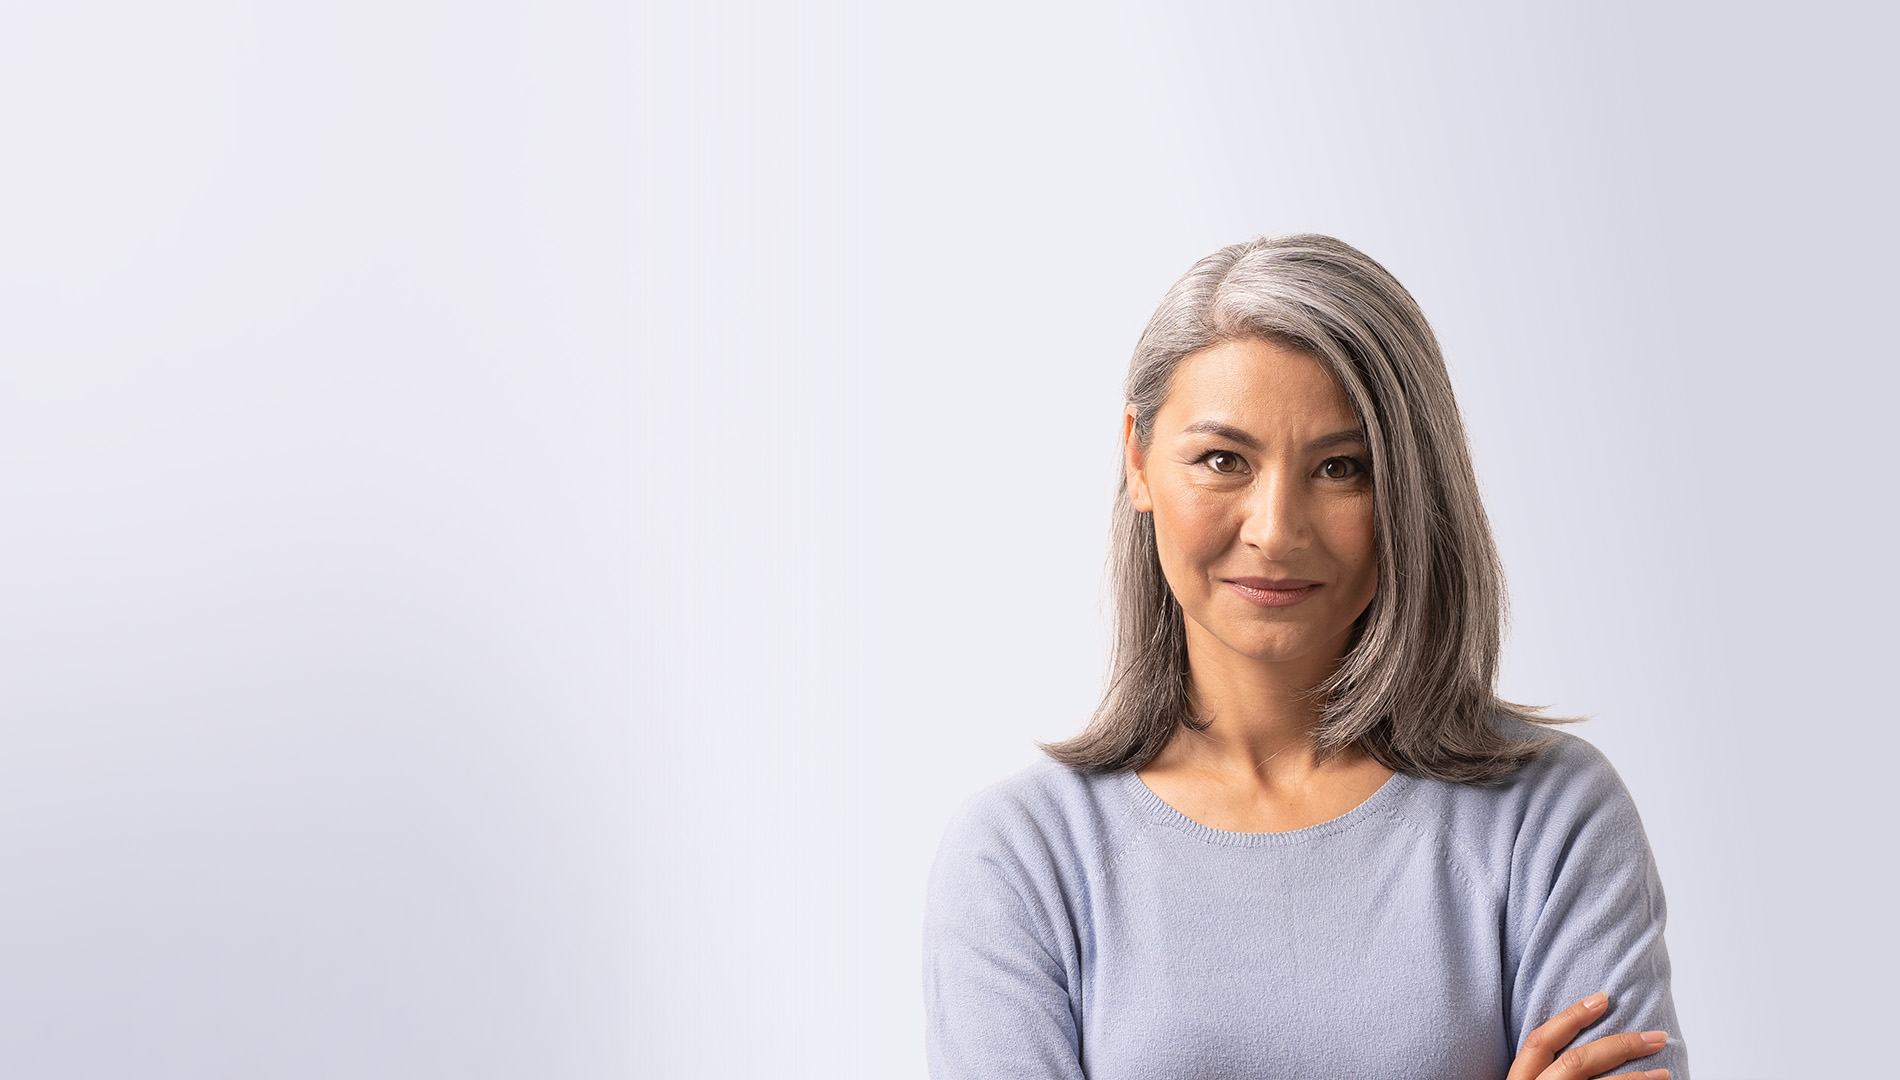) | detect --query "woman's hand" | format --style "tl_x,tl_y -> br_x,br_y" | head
1505,992 -> 1671,1080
